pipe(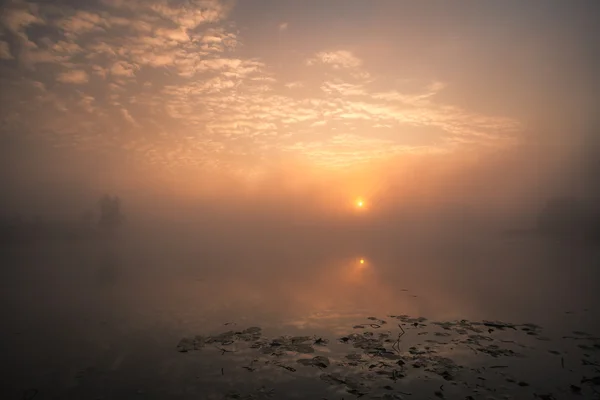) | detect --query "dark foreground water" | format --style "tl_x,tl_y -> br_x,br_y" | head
1,232 -> 600,399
